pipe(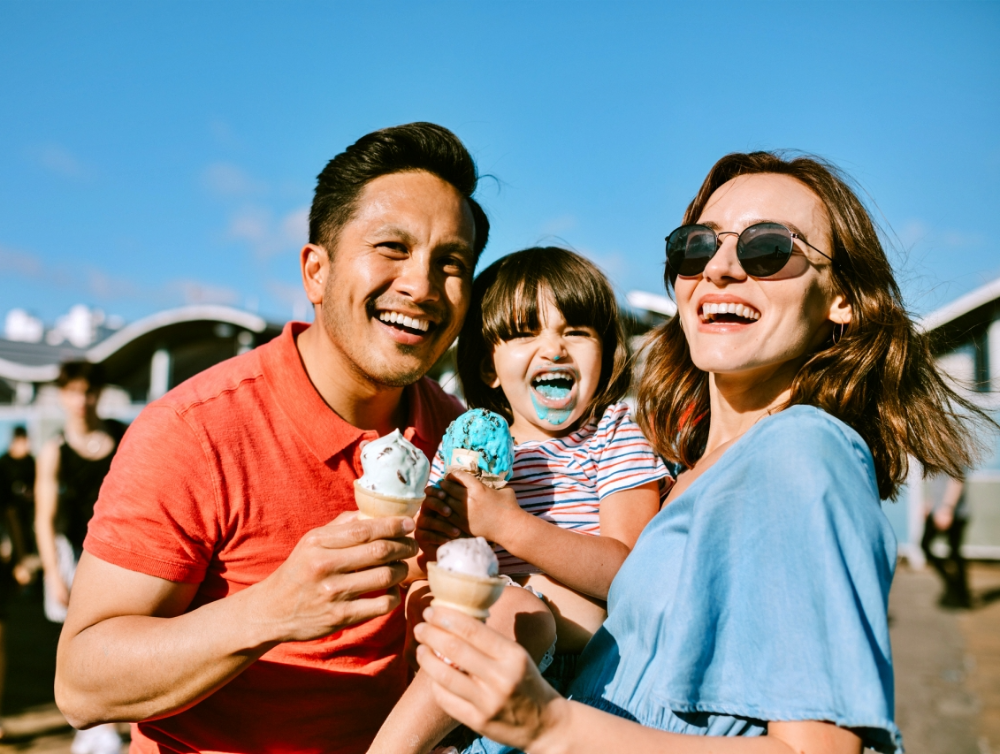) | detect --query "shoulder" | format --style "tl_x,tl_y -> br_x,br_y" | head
590,402 -> 653,448
152,347 -> 267,420
709,406 -> 884,528
750,405 -> 875,482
